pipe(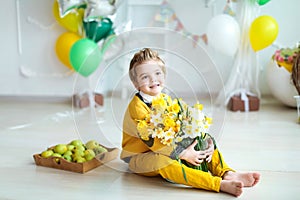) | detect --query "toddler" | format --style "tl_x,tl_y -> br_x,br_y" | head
120,48 -> 260,197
